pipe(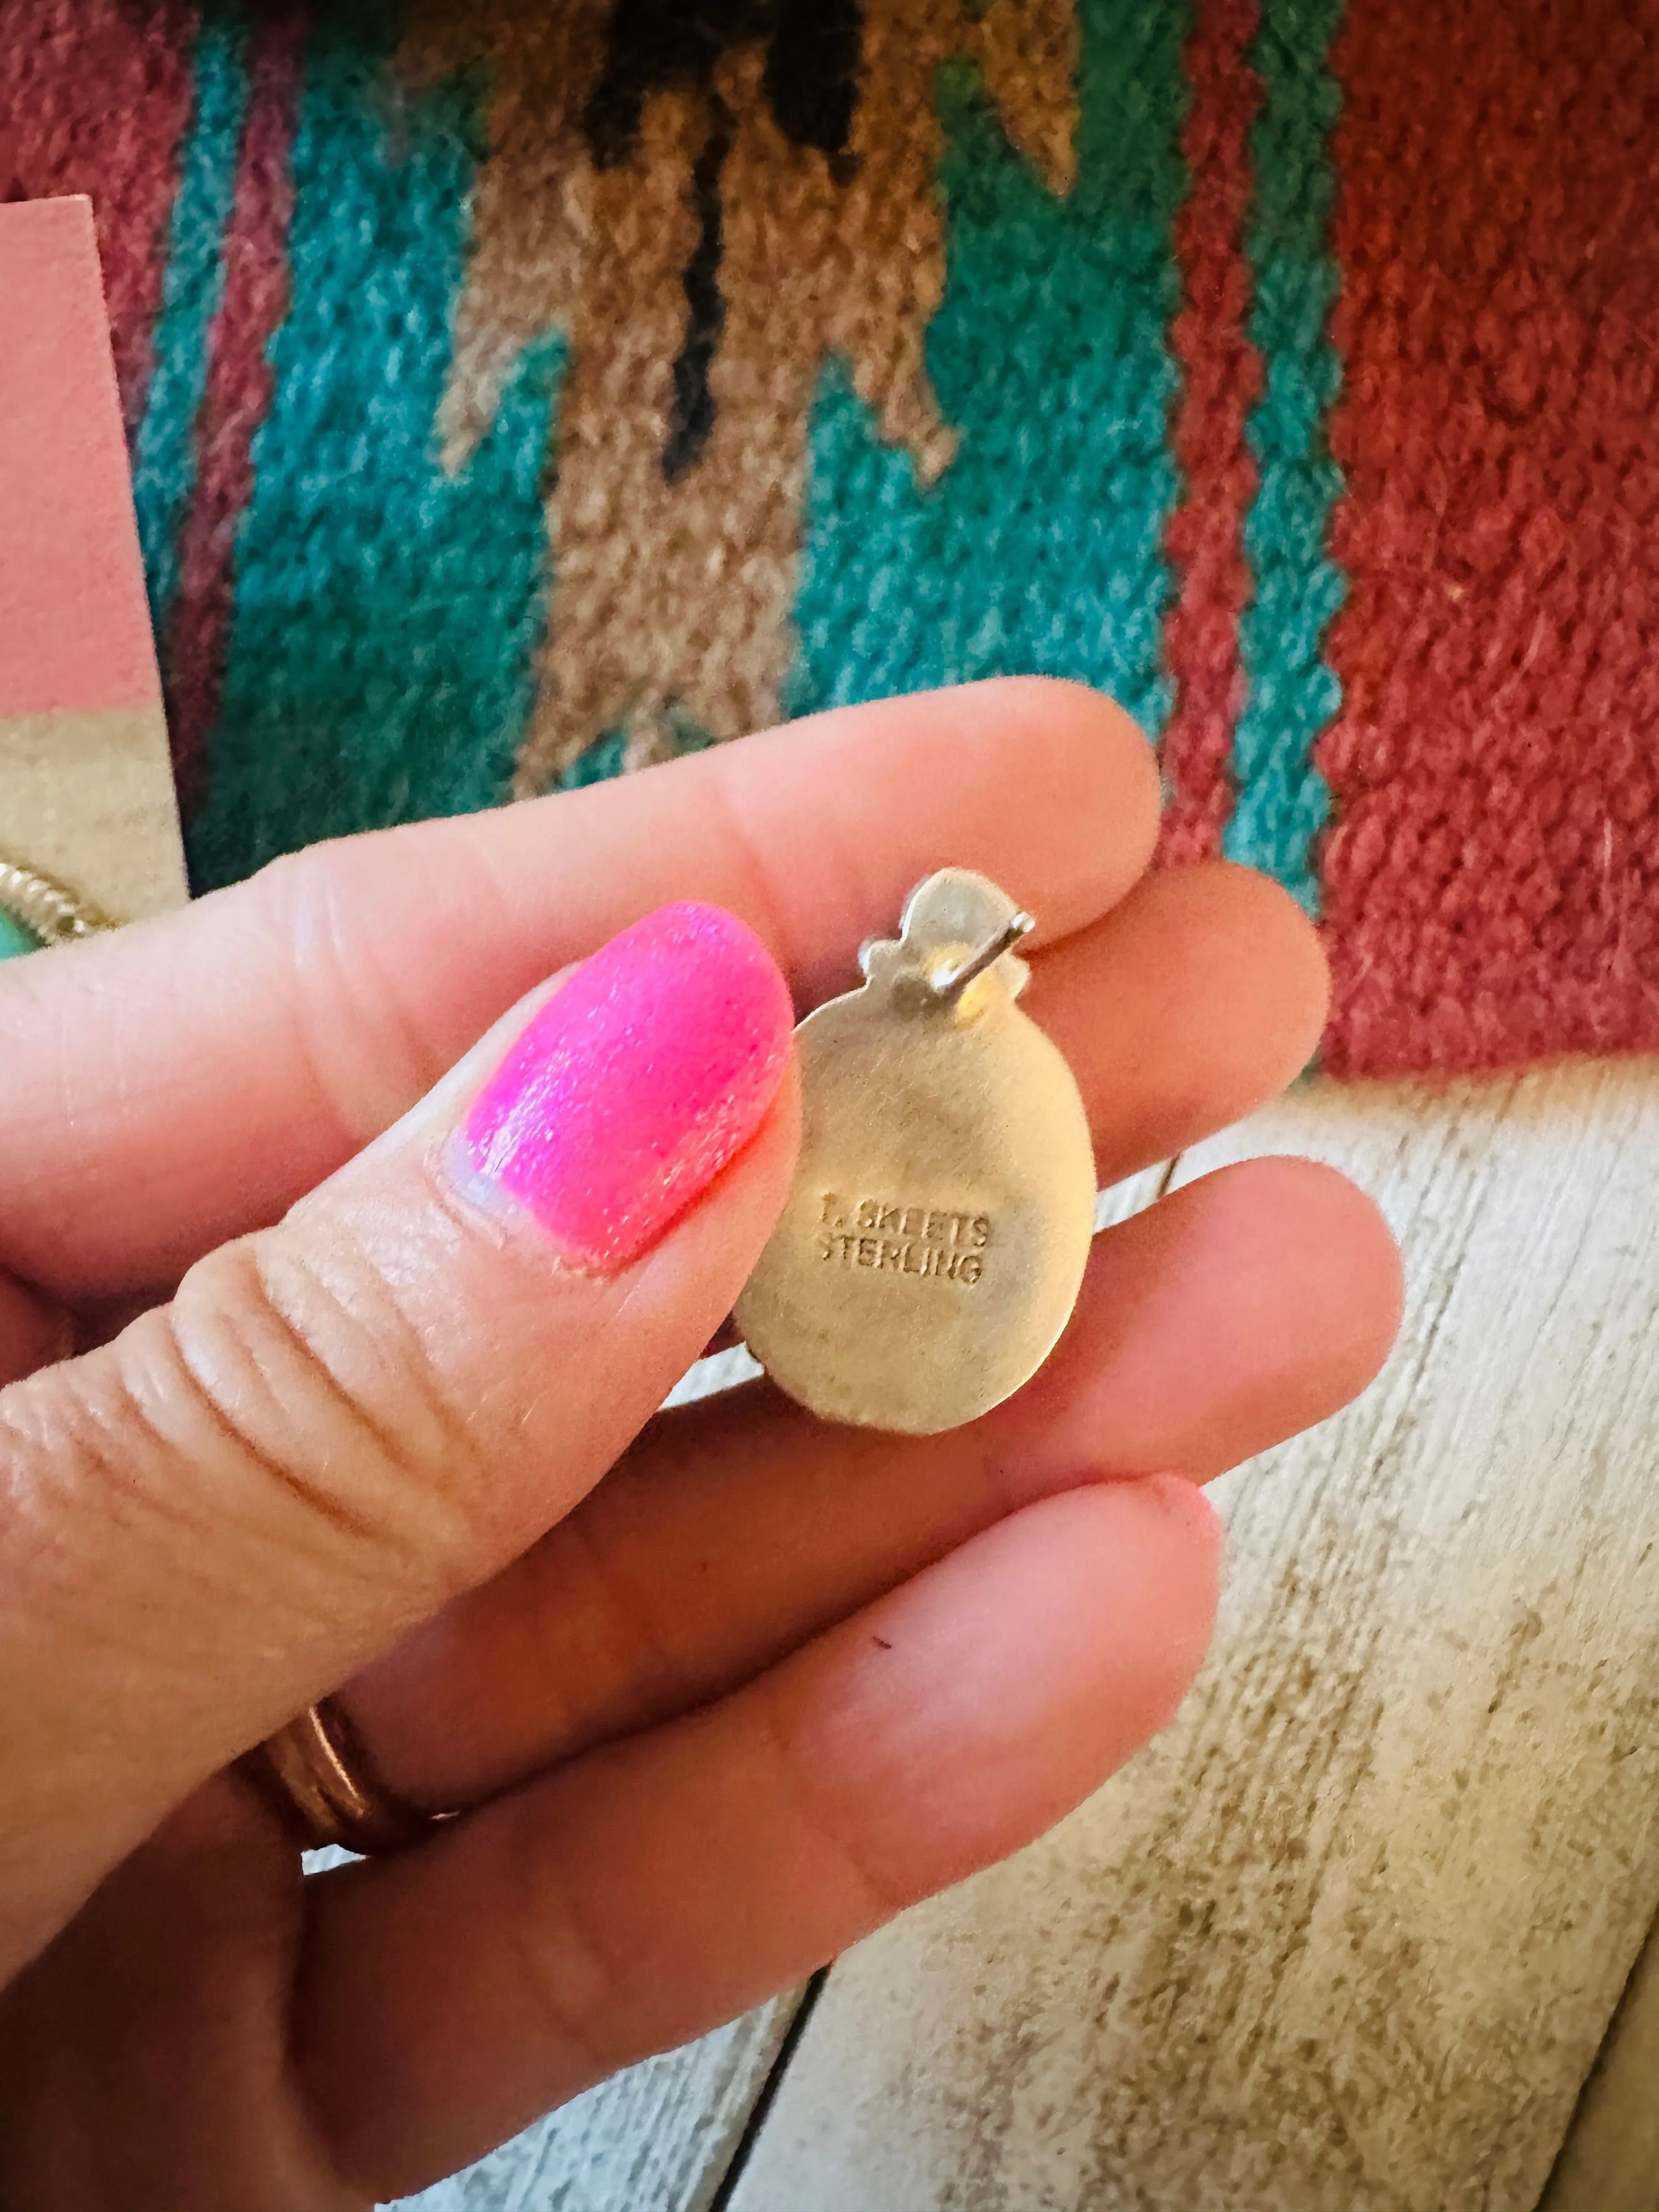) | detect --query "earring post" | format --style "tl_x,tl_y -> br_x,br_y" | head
930,909 -> 1035,1004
